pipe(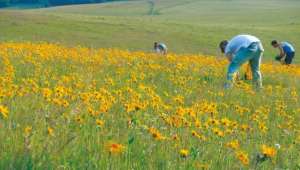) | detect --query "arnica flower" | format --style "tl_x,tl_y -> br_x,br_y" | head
225,140 -> 240,150
191,130 -> 207,141
109,143 -> 125,154
221,118 -> 231,127
261,145 -> 277,158
24,126 -> 32,137
148,127 -> 166,140
75,115 -> 84,124
195,120 -> 201,127
175,107 -> 186,117
235,150 -> 249,166
179,149 -> 189,158
47,127 -> 54,136
258,122 -> 268,133
62,100 -> 69,108
212,128 -> 225,137
41,88 -> 52,99
172,134 -> 179,141
96,119 -> 105,127
208,118 -> 220,126
0,105 -> 9,119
